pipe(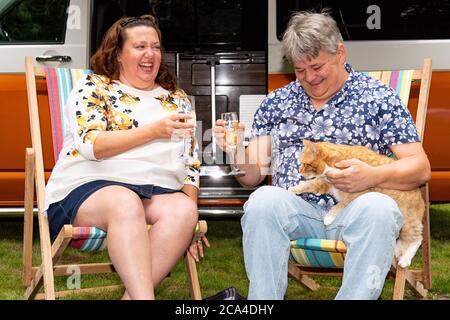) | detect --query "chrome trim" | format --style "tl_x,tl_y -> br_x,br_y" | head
198,208 -> 244,217
199,187 -> 254,199
200,187 -> 255,191
200,165 -> 247,177
0,207 -> 37,218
